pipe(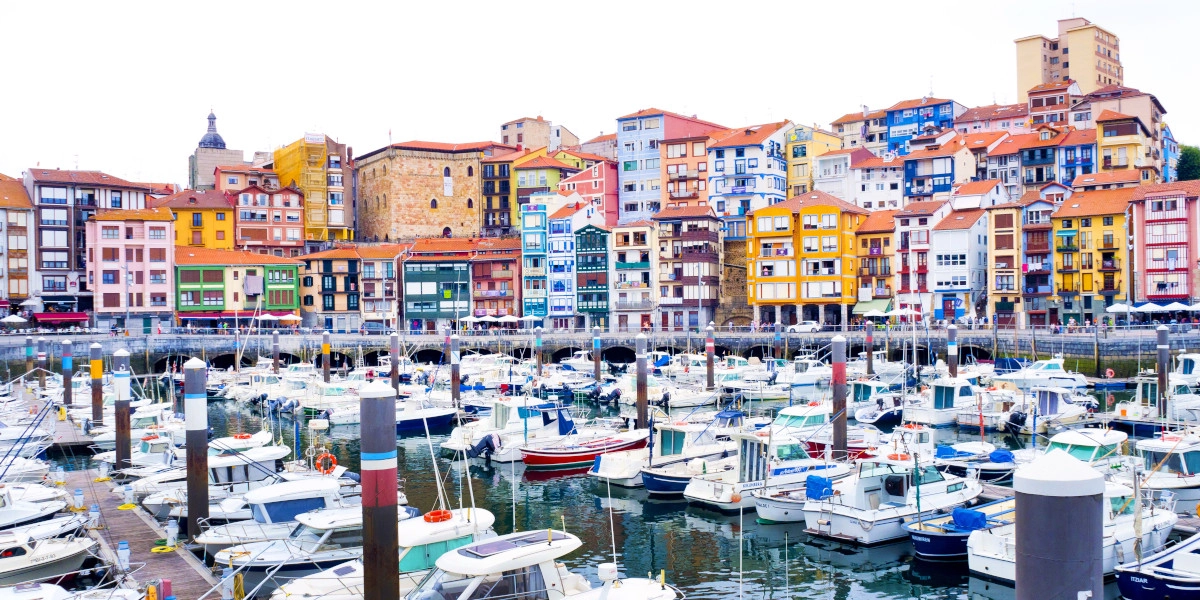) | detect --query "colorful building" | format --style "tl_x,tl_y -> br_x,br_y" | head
616,108 -> 724,224
893,200 -> 951,319
356,244 -> 405,329
176,247 -> 300,328
660,133 -> 716,217
1014,17 -> 1124,102
213,165 -> 278,193
153,189 -> 234,250
546,202 -> 604,330
274,134 -> 353,247
558,160 -> 619,228
499,116 -> 578,151
480,147 -> 540,236
954,104 -> 1031,136
1027,80 -> 1081,126
401,238 -> 473,332
1050,188 -> 1132,325
930,207 -> 988,322
610,220 -> 657,332
886,97 -> 966,154
812,148 -> 874,203
902,133 -> 974,202
746,191 -> 867,327
848,154 -> 905,211
1129,181 -> 1200,304
706,121 -> 791,240
785,124 -> 840,196
830,108 -> 889,155
575,224 -> 611,330
0,176 -> 34,305
652,204 -> 722,331
298,247 -> 364,332
470,237 -> 521,322
1097,110 -> 1158,183
85,208 -> 175,332
230,185 -> 306,256
520,202 -> 549,318
853,210 -> 897,313
1056,129 -> 1097,187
